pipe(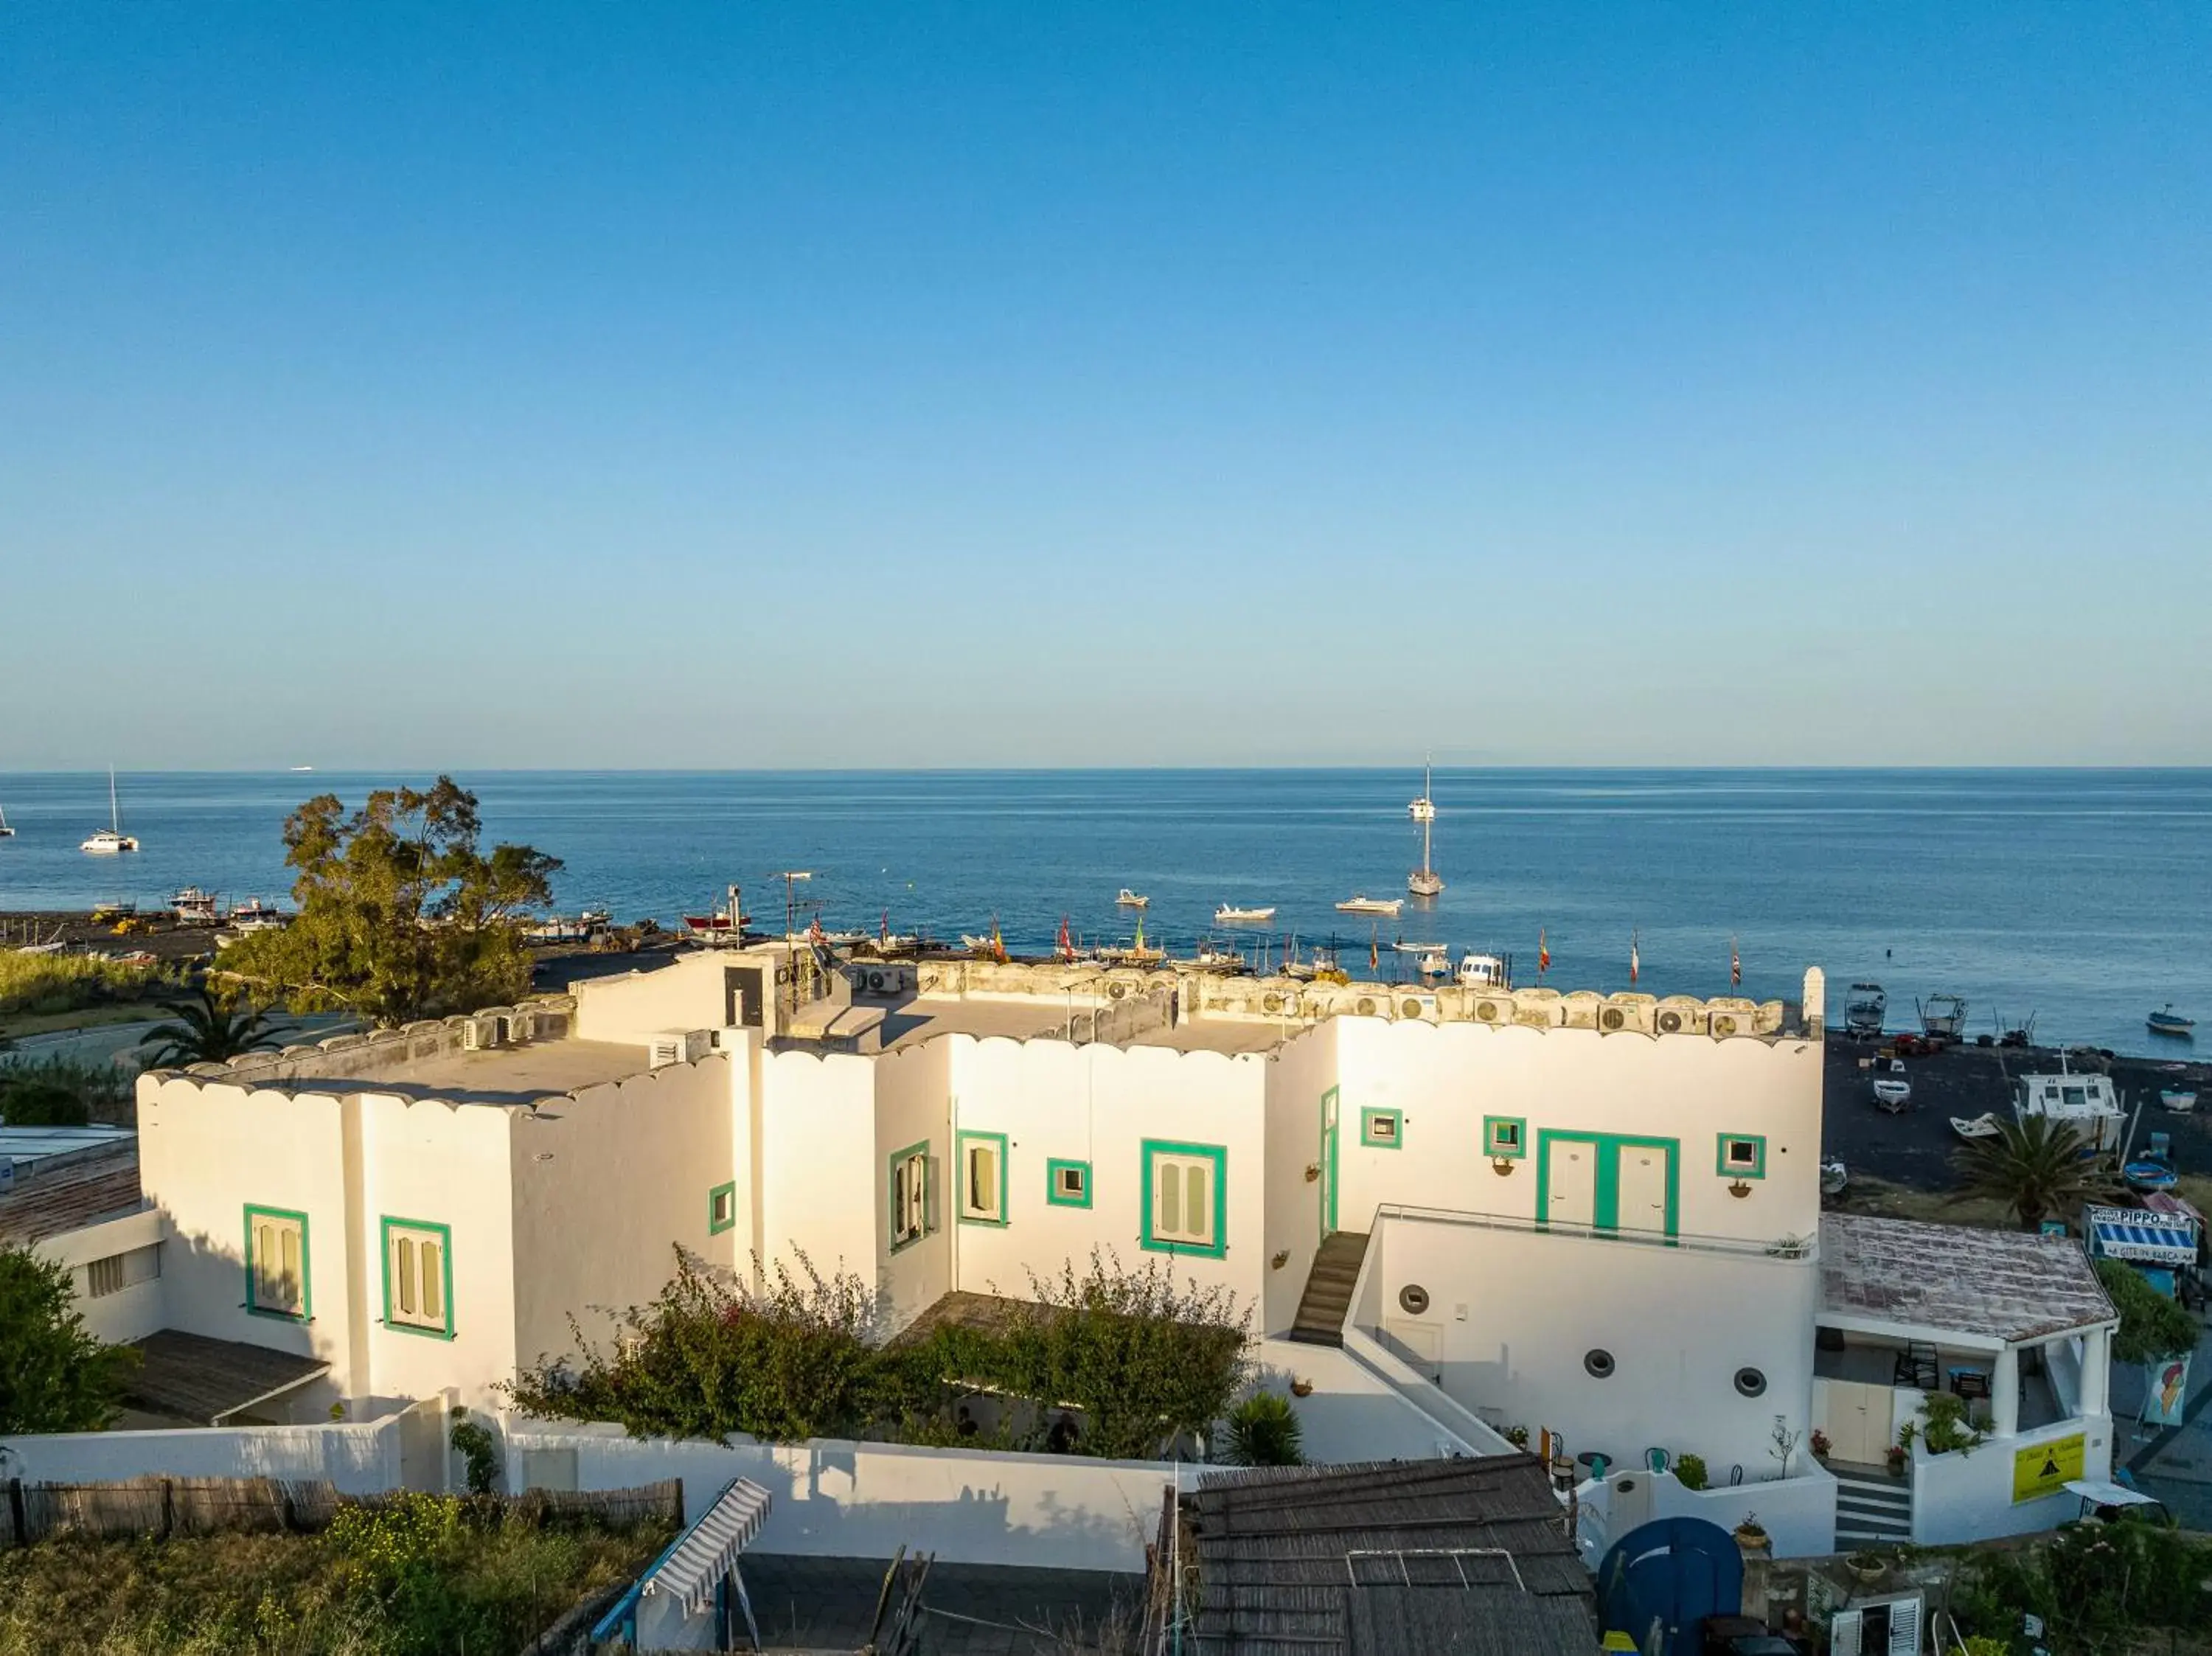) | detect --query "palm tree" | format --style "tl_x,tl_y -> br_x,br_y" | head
1950,1114 -> 2114,1231
138,986 -> 281,1068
